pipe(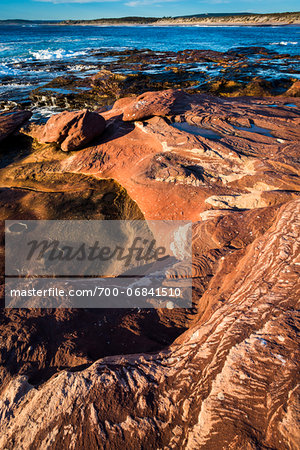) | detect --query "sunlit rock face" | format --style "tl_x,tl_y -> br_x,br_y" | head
0,90 -> 299,449
35,109 -> 106,151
